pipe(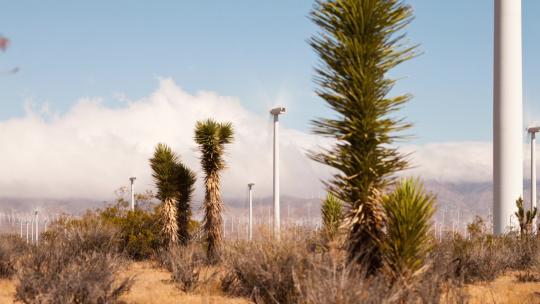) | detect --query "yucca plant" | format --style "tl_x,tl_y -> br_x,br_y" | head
382,178 -> 435,278
149,143 -> 196,247
194,119 -> 234,263
515,197 -> 537,237
321,193 -> 343,241
175,163 -> 196,245
310,0 -> 417,272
